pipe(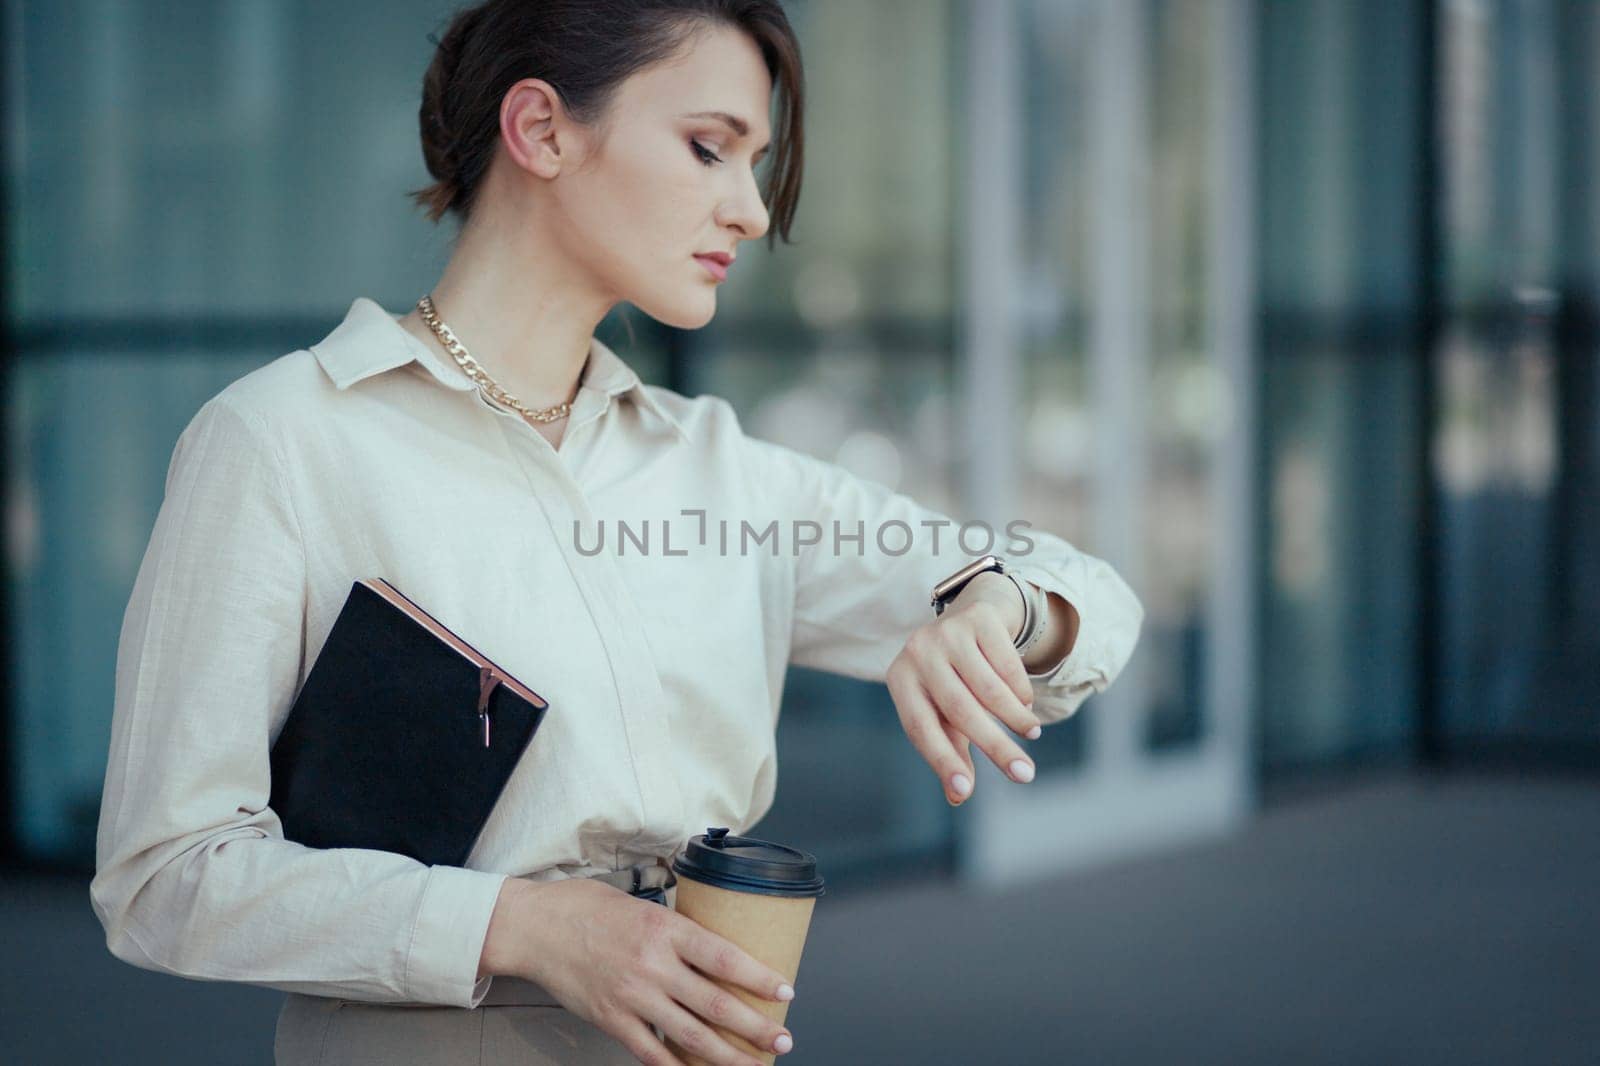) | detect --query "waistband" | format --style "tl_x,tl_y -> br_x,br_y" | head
482,858 -> 677,1007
